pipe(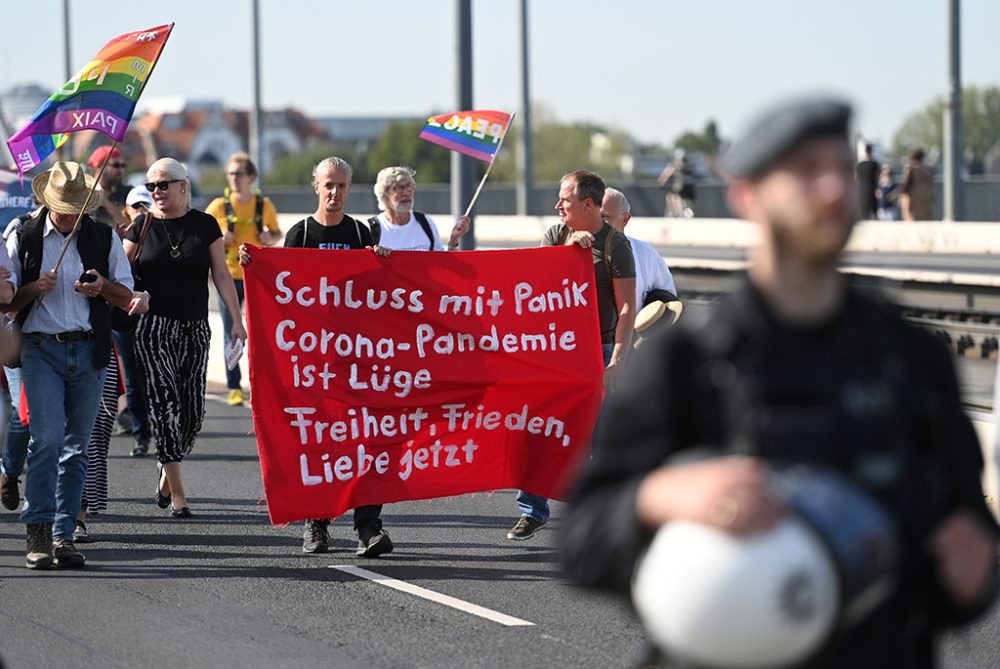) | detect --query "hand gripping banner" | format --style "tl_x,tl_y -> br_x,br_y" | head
243,245 -> 604,525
